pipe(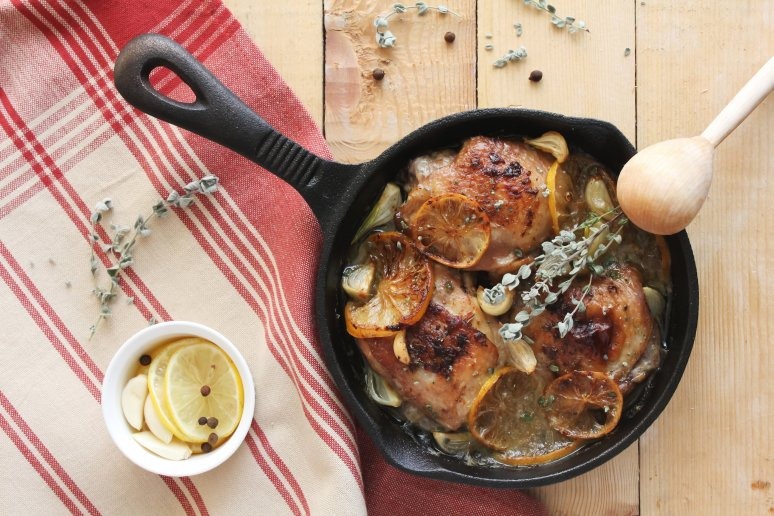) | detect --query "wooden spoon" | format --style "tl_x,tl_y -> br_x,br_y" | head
617,57 -> 774,235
